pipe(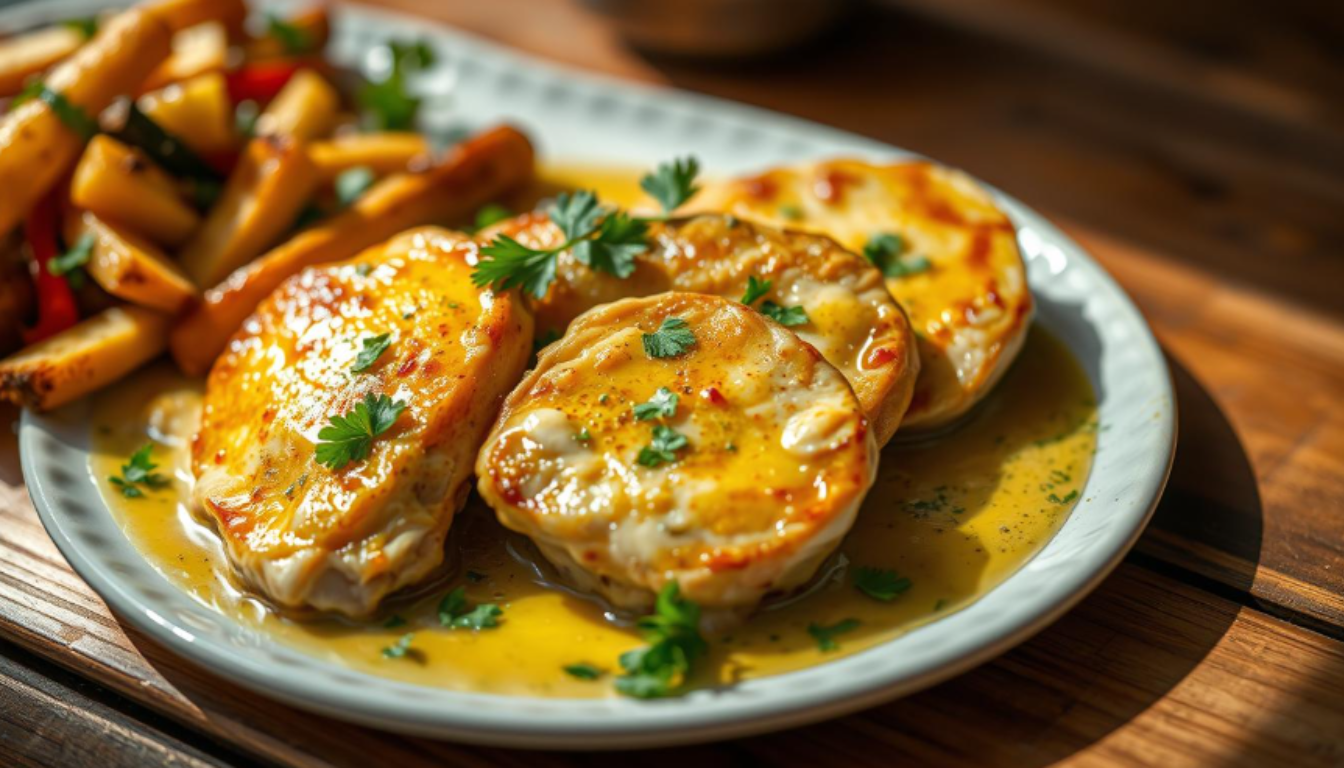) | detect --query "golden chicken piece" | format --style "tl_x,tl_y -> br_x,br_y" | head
476,292 -> 878,620
688,160 -> 1032,432
193,227 -> 532,617
485,213 -> 919,445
